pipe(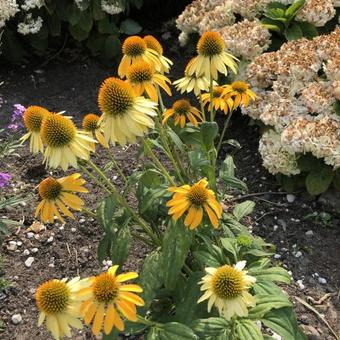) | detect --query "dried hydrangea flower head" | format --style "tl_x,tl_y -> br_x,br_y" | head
36,276 -> 91,339
82,113 -> 108,148
198,261 -> 256,320
162,99 -> 203,128
143,35 -> 173,73
41,113 -> 95,170
118,36 -> 161,78
35,173 -> 88,223
20,105 -> 50,154
186,31 -> 238,80
126,60 -> 172,103
167,178 -> 222,229
78,265 -> 144,336
98,77 -> 157,145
